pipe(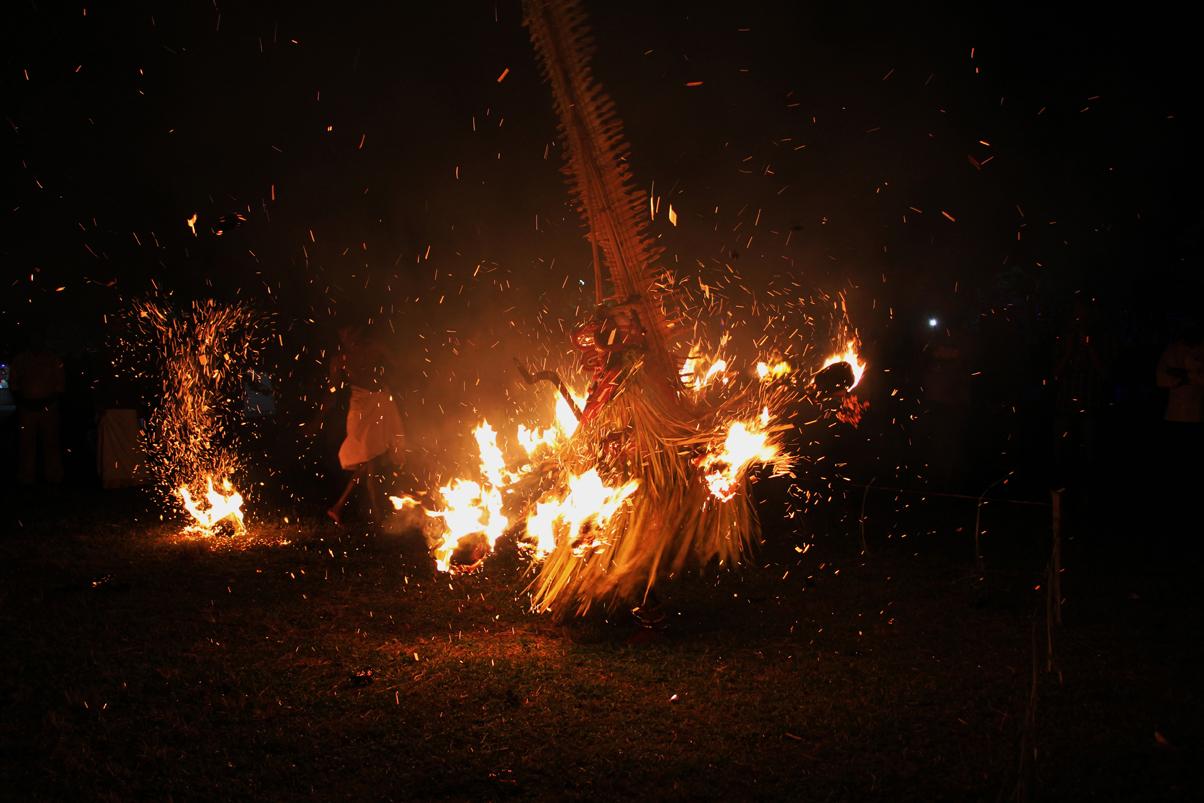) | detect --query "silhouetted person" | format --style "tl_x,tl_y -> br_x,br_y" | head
10,332 -> 65,485
1153,322 -> 1203,553
326,324 -> 405,524
1156,324 -> 1204,431
94,355 -> 147,490
919,325 -> 972,490
1052,297 -> 1108,493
